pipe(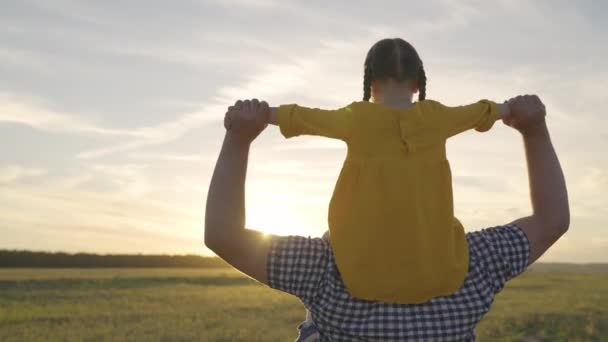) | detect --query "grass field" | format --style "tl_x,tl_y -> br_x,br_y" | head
1,268 -> 607,341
